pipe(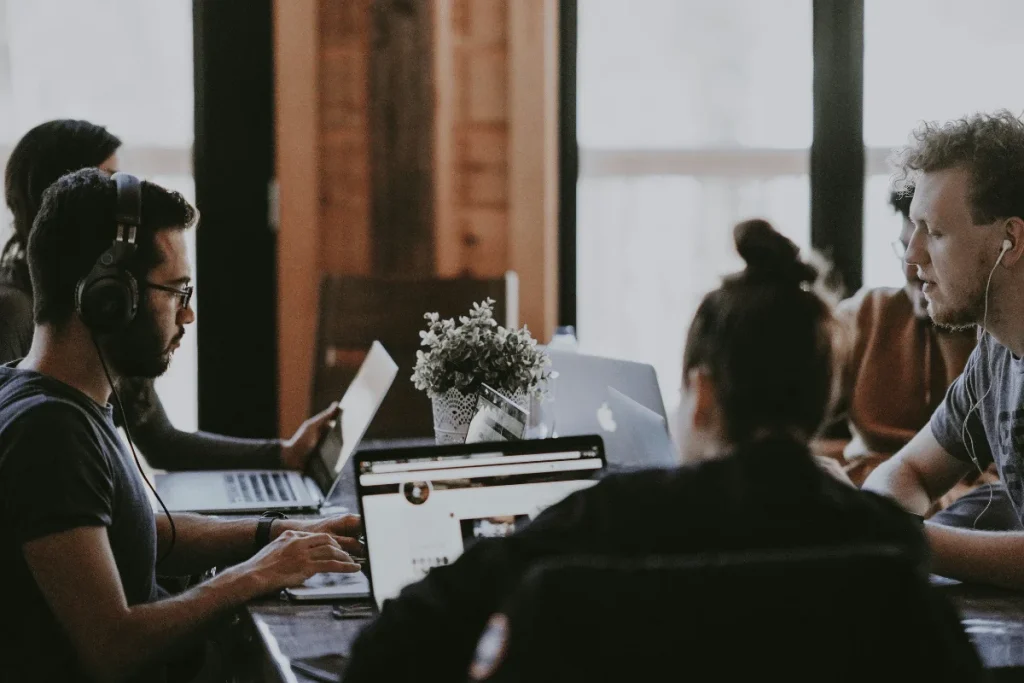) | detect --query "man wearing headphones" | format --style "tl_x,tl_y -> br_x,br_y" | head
0,169 -> 362,682
864,110 -> 1024,590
